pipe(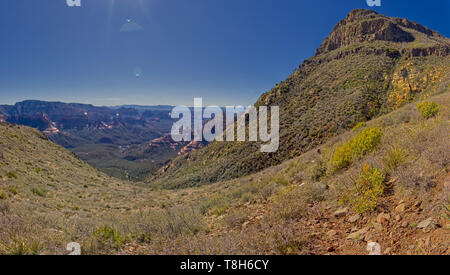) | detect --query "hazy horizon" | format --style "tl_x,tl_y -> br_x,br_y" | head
1,0 -> 449,106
